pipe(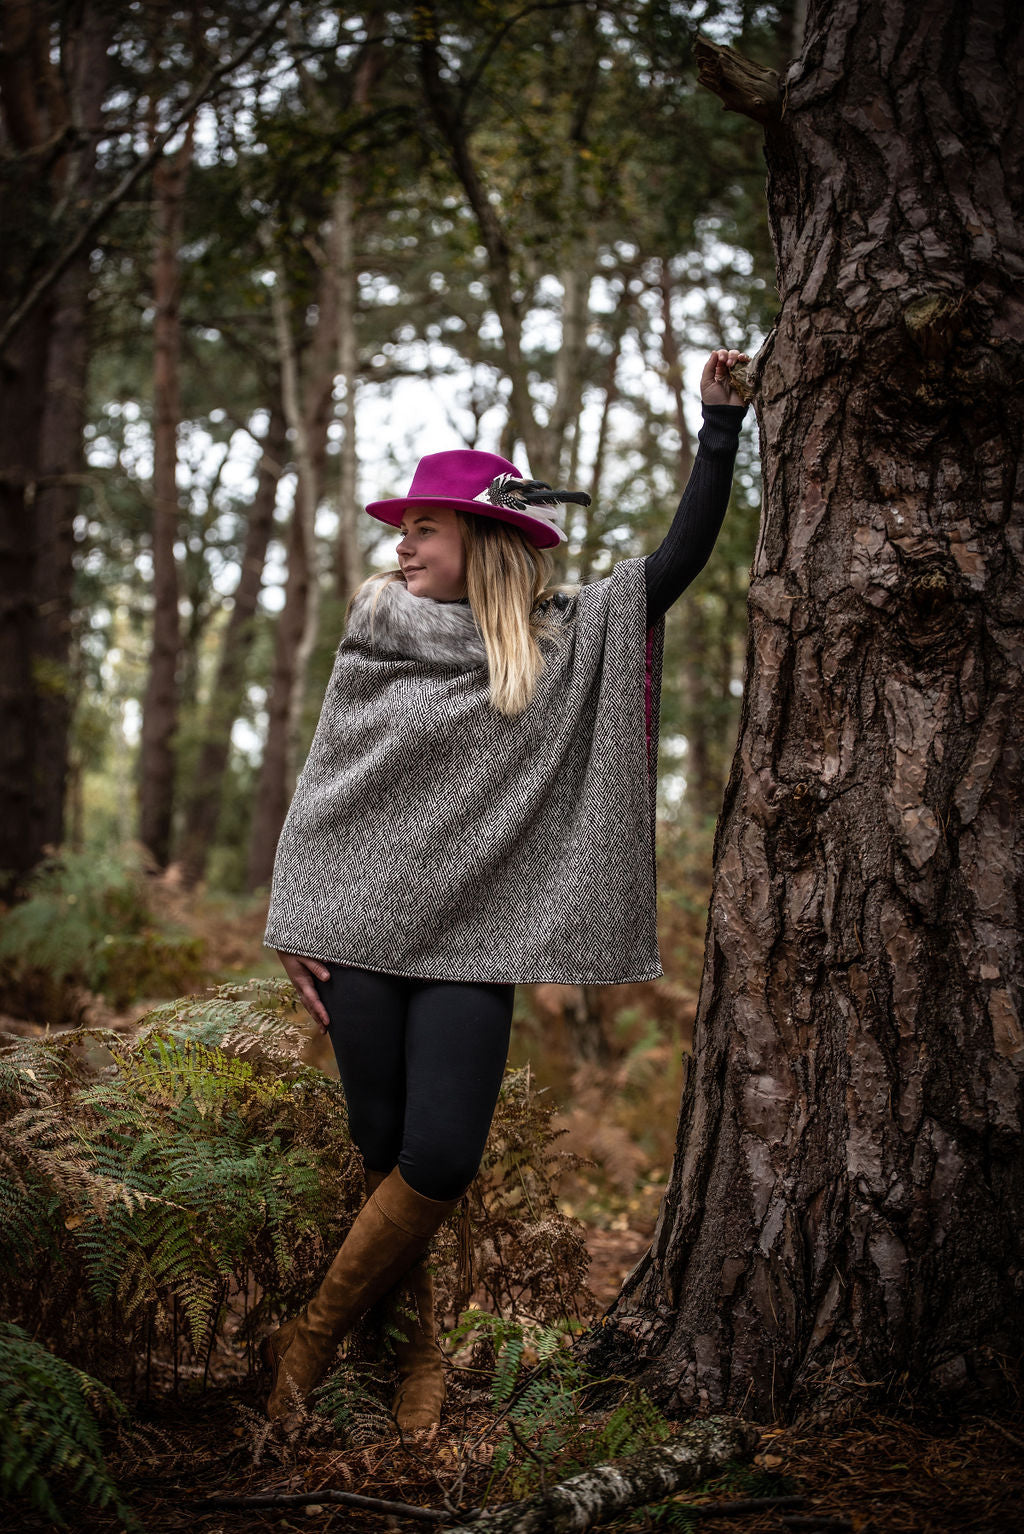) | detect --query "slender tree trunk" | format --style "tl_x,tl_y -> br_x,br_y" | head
139,127 -> 194,866
247,505 -> 309,890
333,171 -> 362,603
178,402 -> 287,888
656,264 -> 694,486
416,7 -> 548,479
588,0 -> 1024,1419
331,27 -> 383,602
246,249 -> 337,890
578,310 -> 627,586
656,263 -> 722,819
0,2 -> 110,893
